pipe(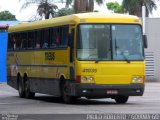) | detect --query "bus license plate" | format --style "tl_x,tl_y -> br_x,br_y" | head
106,90 -> 118,94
